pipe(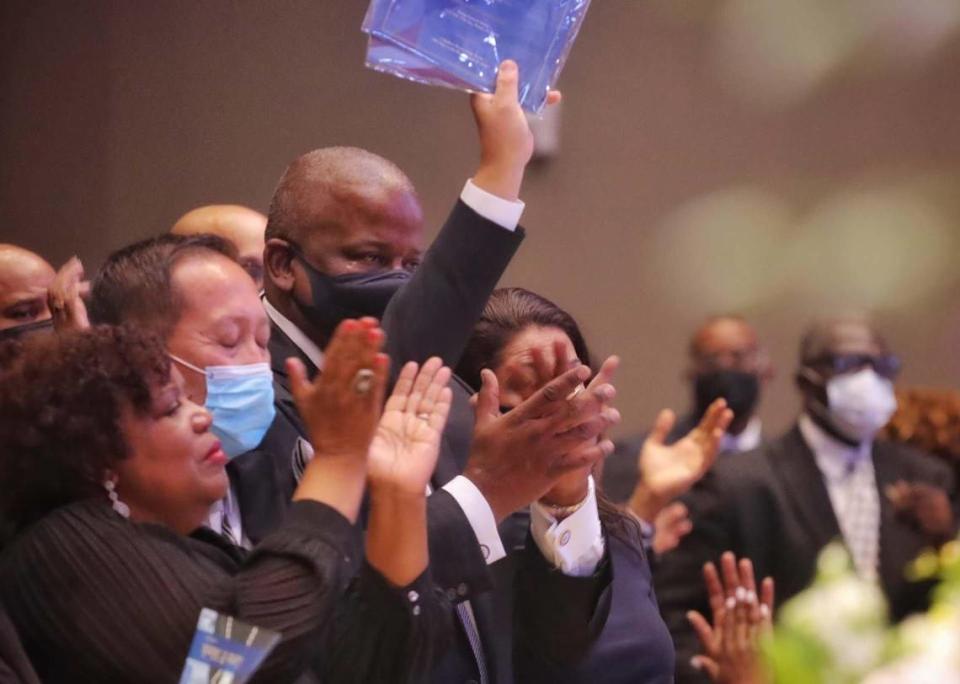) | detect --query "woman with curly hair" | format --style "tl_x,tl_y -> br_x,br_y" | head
0,321 -> 454,682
